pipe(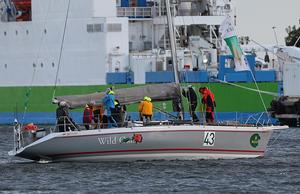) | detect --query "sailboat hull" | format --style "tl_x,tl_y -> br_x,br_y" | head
9,125 -> 285,162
